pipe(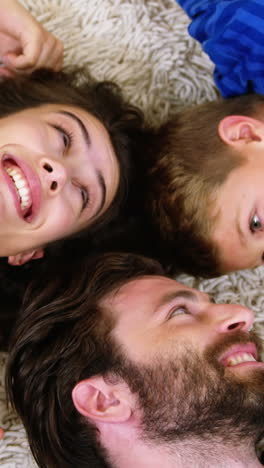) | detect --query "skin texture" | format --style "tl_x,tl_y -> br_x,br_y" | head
0,0 -> 63,76
105,276 -> 255,364
0,0 -> 63,440
5,250 -> 264,465
212,115 -> 264,272
81,276 -> 264,467
0,104 -> 119,263
212,155 -> 264,271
